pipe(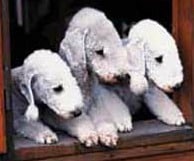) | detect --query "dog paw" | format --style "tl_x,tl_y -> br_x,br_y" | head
78,130 -> 98,147
158,111 -> 185,126
35,130 -> 58,144
115,118 -> 133,132
97,123 -> 118,147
